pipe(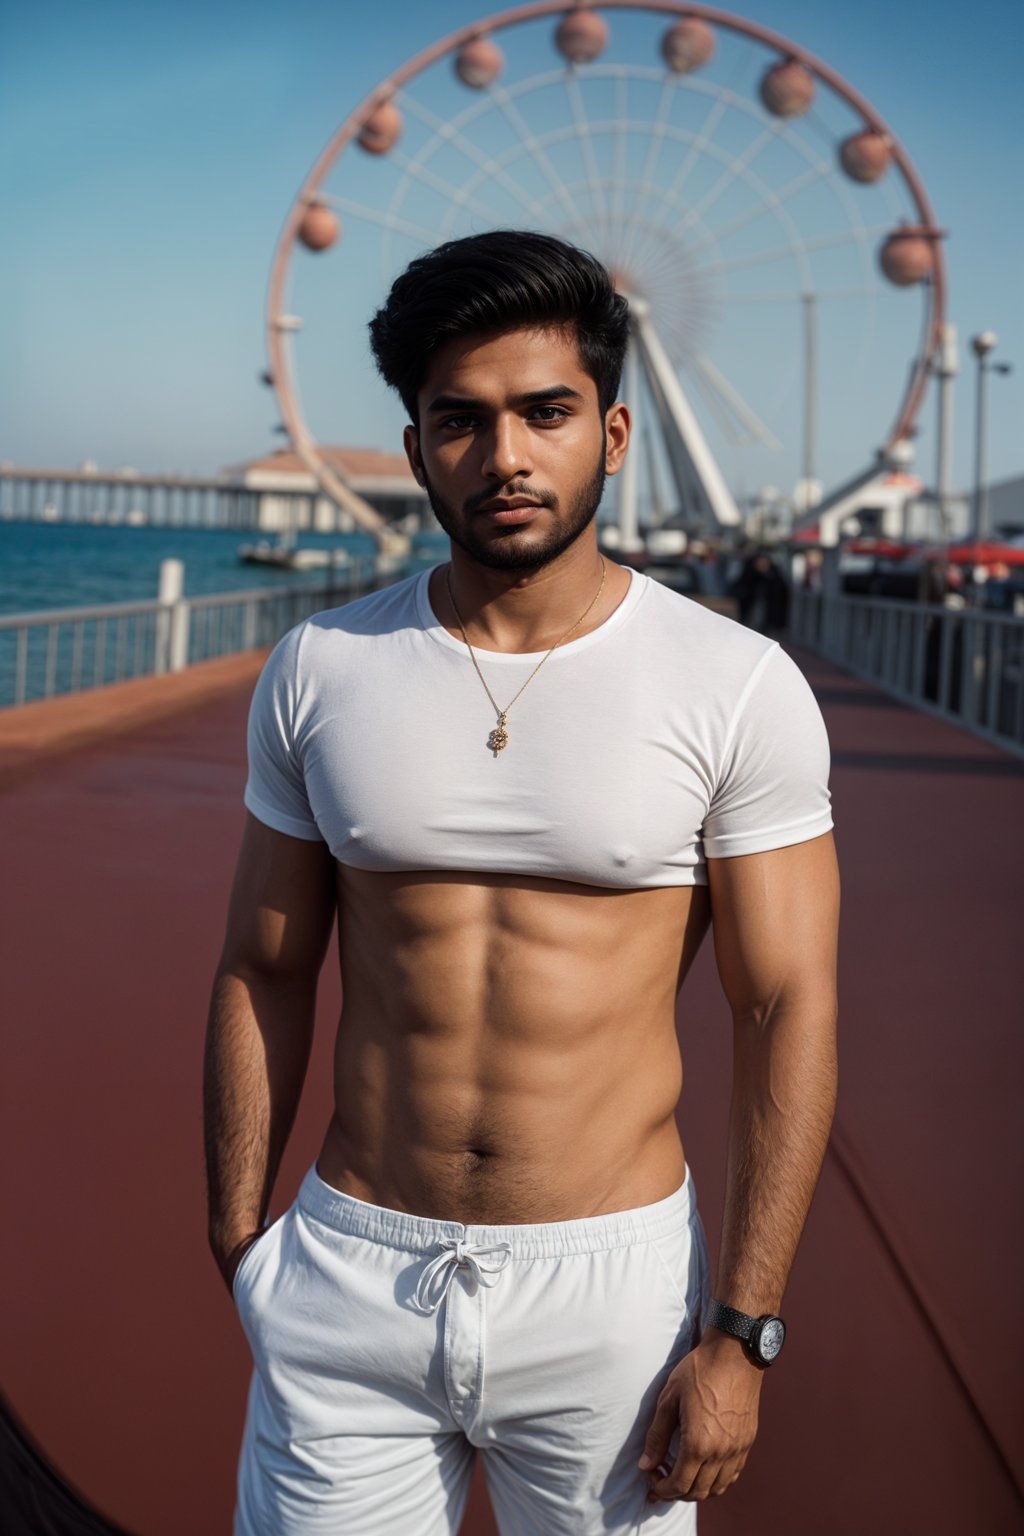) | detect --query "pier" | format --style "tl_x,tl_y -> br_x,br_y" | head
0,450 -> 429,534
0,465 -> 257,529
0,640 -> 1020,1535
